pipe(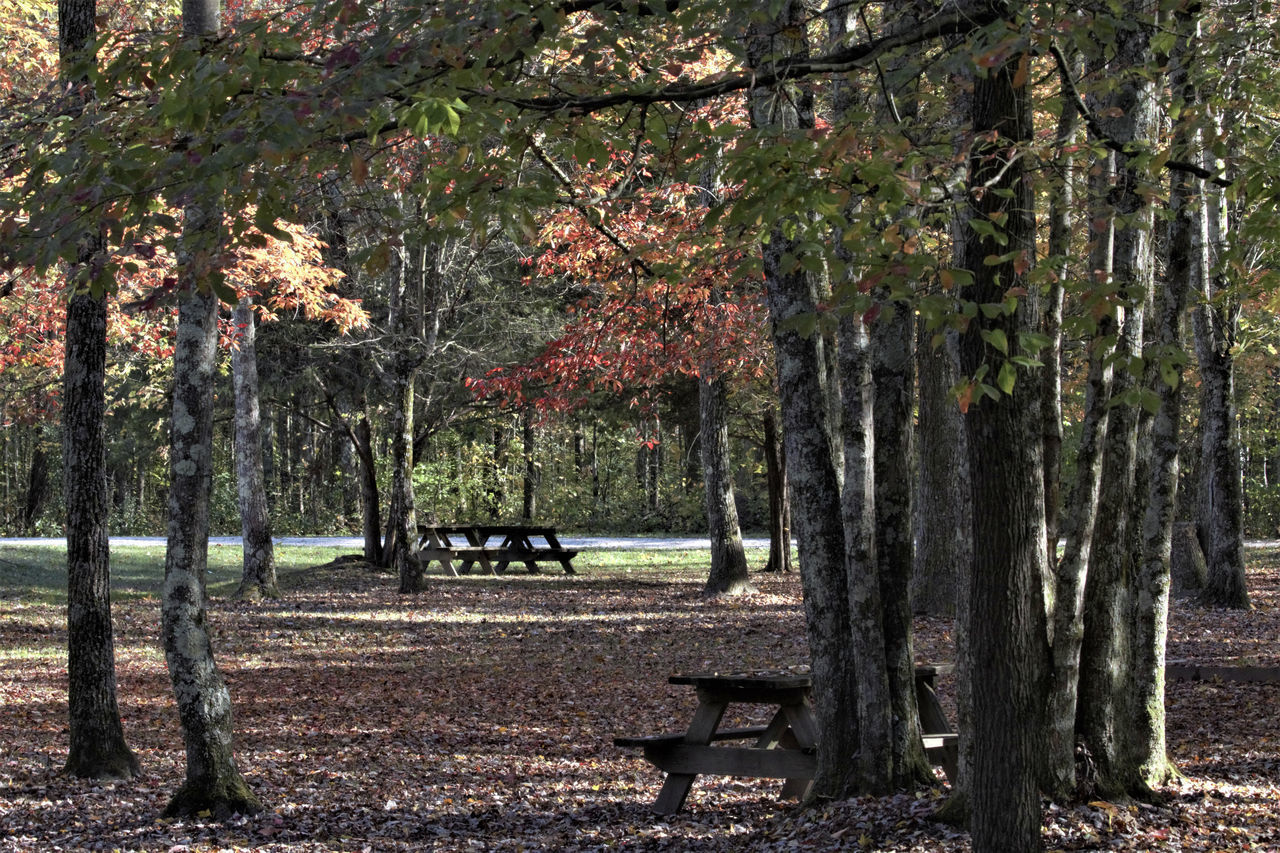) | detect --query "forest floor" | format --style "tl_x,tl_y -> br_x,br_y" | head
1,544 -> 1278,852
